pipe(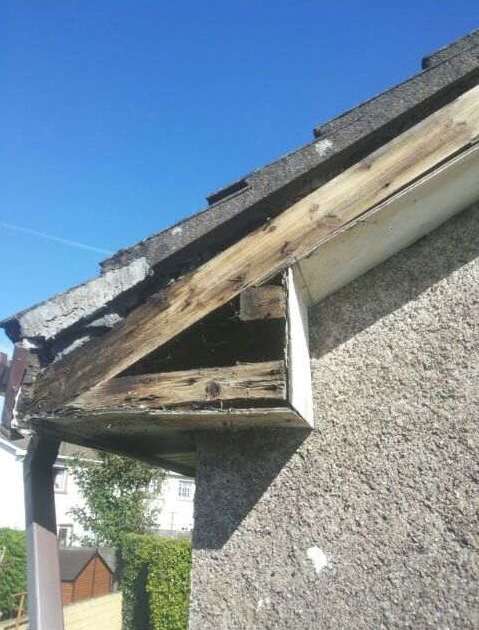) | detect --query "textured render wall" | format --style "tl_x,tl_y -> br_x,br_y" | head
189,205 -> 479,630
